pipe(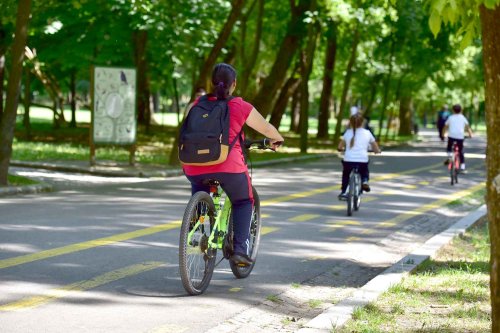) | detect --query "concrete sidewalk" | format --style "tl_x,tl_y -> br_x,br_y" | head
297,204 -> 487,332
